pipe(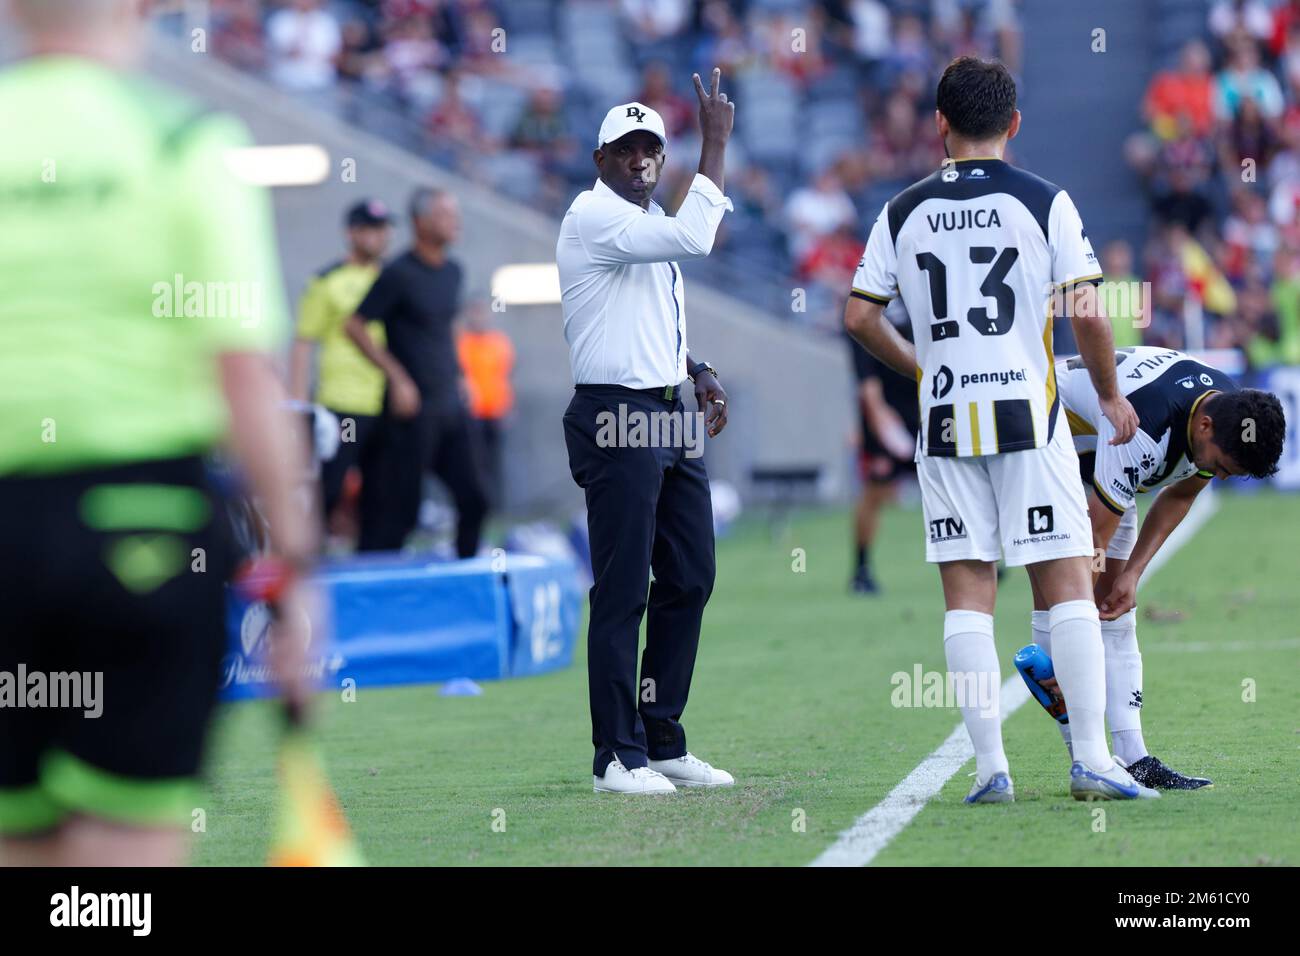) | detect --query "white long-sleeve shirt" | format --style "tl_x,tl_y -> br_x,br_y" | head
556,174 -> 733,388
